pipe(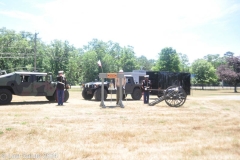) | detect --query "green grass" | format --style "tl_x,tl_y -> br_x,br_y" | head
190,89 -> 240,97
222,108 -> 230,111
158,120 -> 166,124
6,128 -> 13,131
